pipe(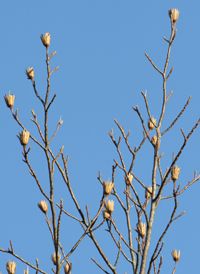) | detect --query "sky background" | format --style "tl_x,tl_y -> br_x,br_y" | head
1,1 -> 200,273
